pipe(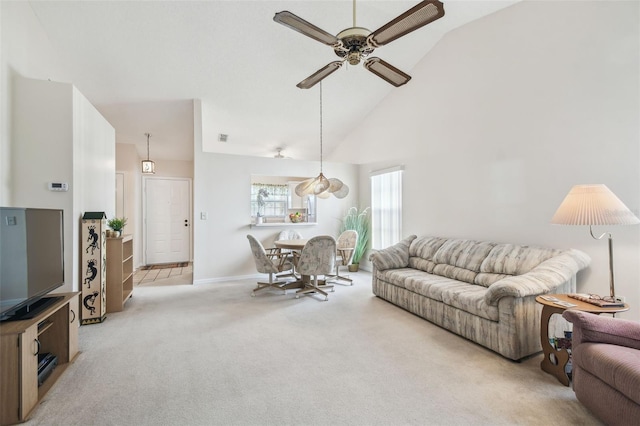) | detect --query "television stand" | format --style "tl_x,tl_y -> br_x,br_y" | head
0,292 -> 79,425
4,296 -> 64,322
